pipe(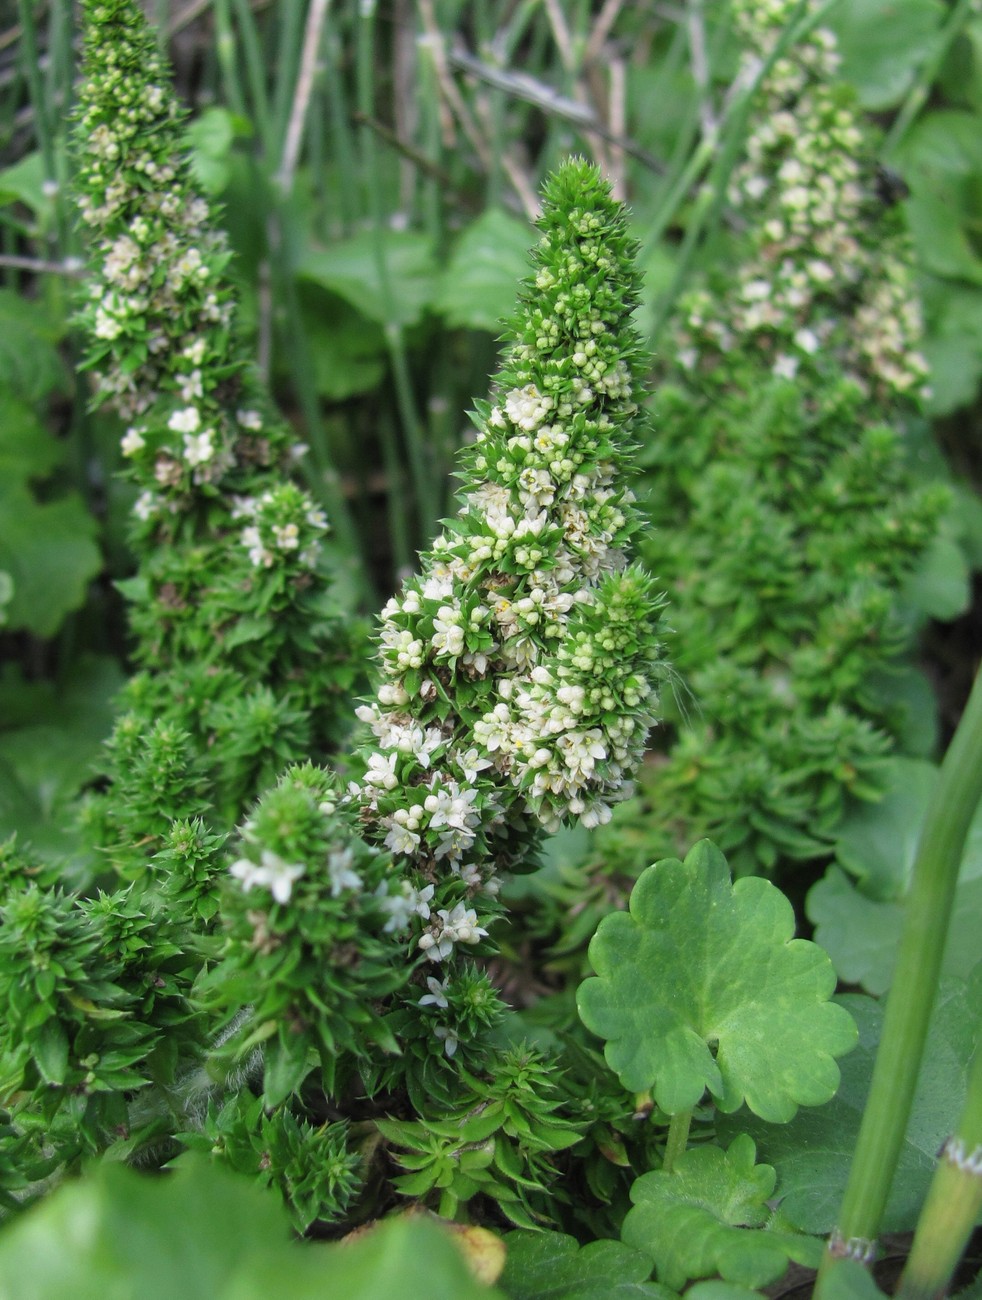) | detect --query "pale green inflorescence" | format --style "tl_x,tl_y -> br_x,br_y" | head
679,0 -> 929,401
75,0 -> 326,576
352,162 -> 668,964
